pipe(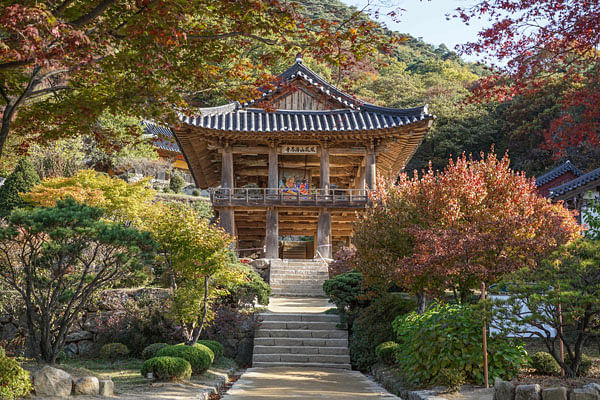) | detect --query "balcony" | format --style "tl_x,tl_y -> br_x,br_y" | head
209,188 -> 370,208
